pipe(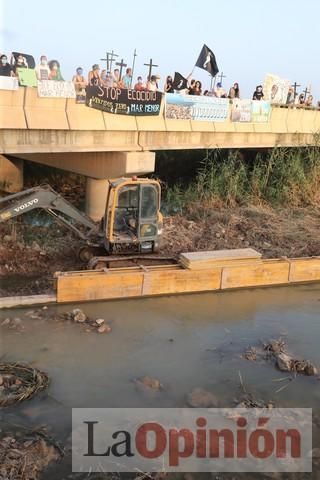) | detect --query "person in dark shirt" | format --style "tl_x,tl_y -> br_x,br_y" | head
0,55 -> 14,76
164,75 -> 174,93
252,85 -> 264,101
12,53 -> 28,75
